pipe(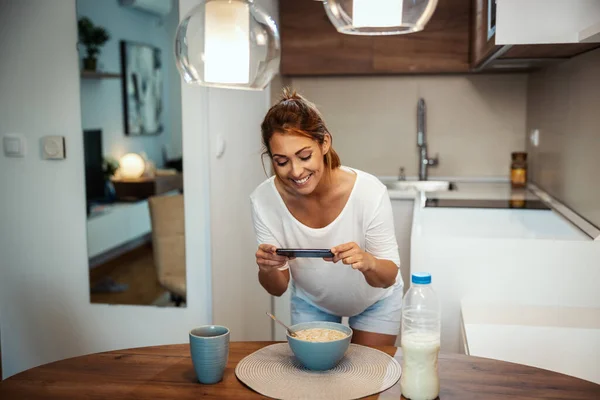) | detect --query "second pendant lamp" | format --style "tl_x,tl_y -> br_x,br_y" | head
323,0 -> 439,36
